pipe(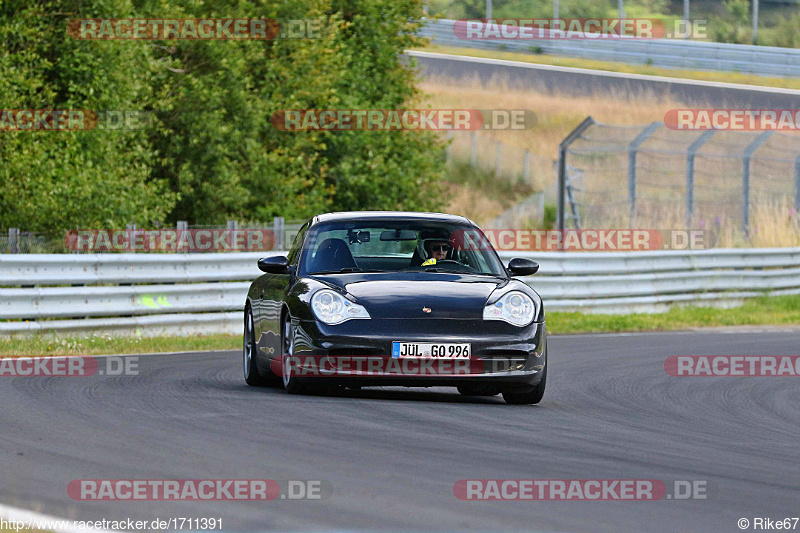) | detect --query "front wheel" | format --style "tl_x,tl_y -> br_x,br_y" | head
244,307 -> 275,386
502,364 -> 546,405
